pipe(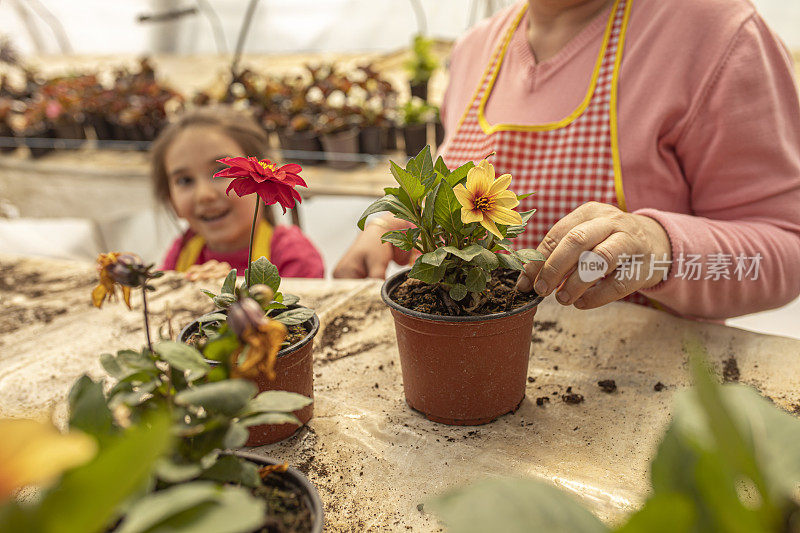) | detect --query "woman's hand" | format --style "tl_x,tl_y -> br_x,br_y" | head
516,202 -> 671,309
185,260 -> 232,282
333,217 -> 414,279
